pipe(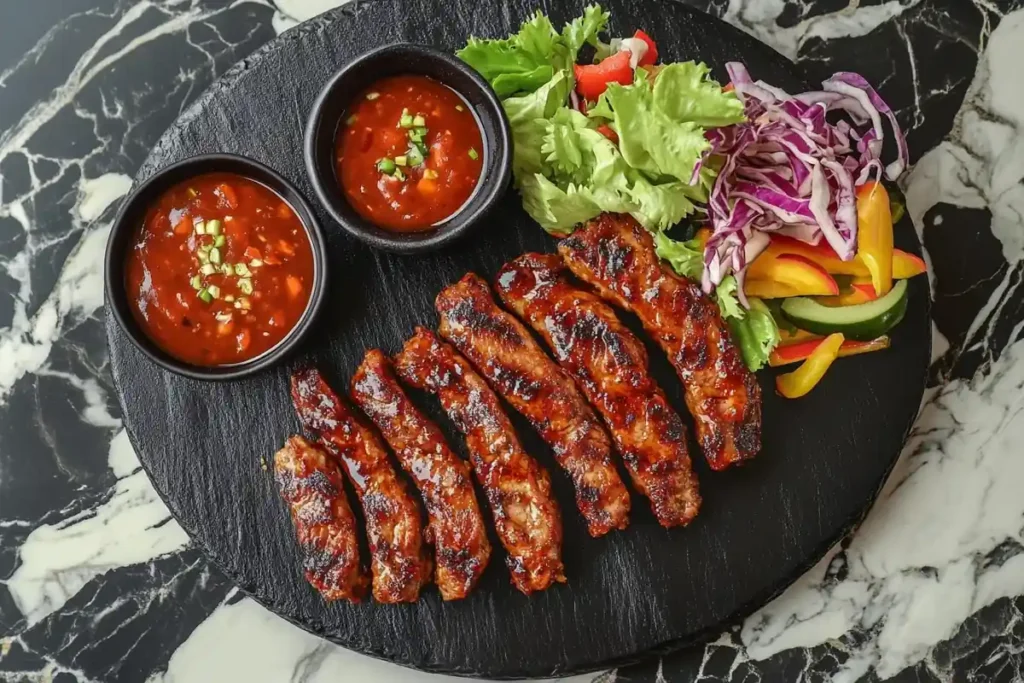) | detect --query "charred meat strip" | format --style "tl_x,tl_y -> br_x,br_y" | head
273,435 -> 368,602
291,368 -> 432,603
351,350 -> 491,600
435,273 -> 630,537
496,254 -> 701,526
394,327 -> 565,594
558,214 -> 762,470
